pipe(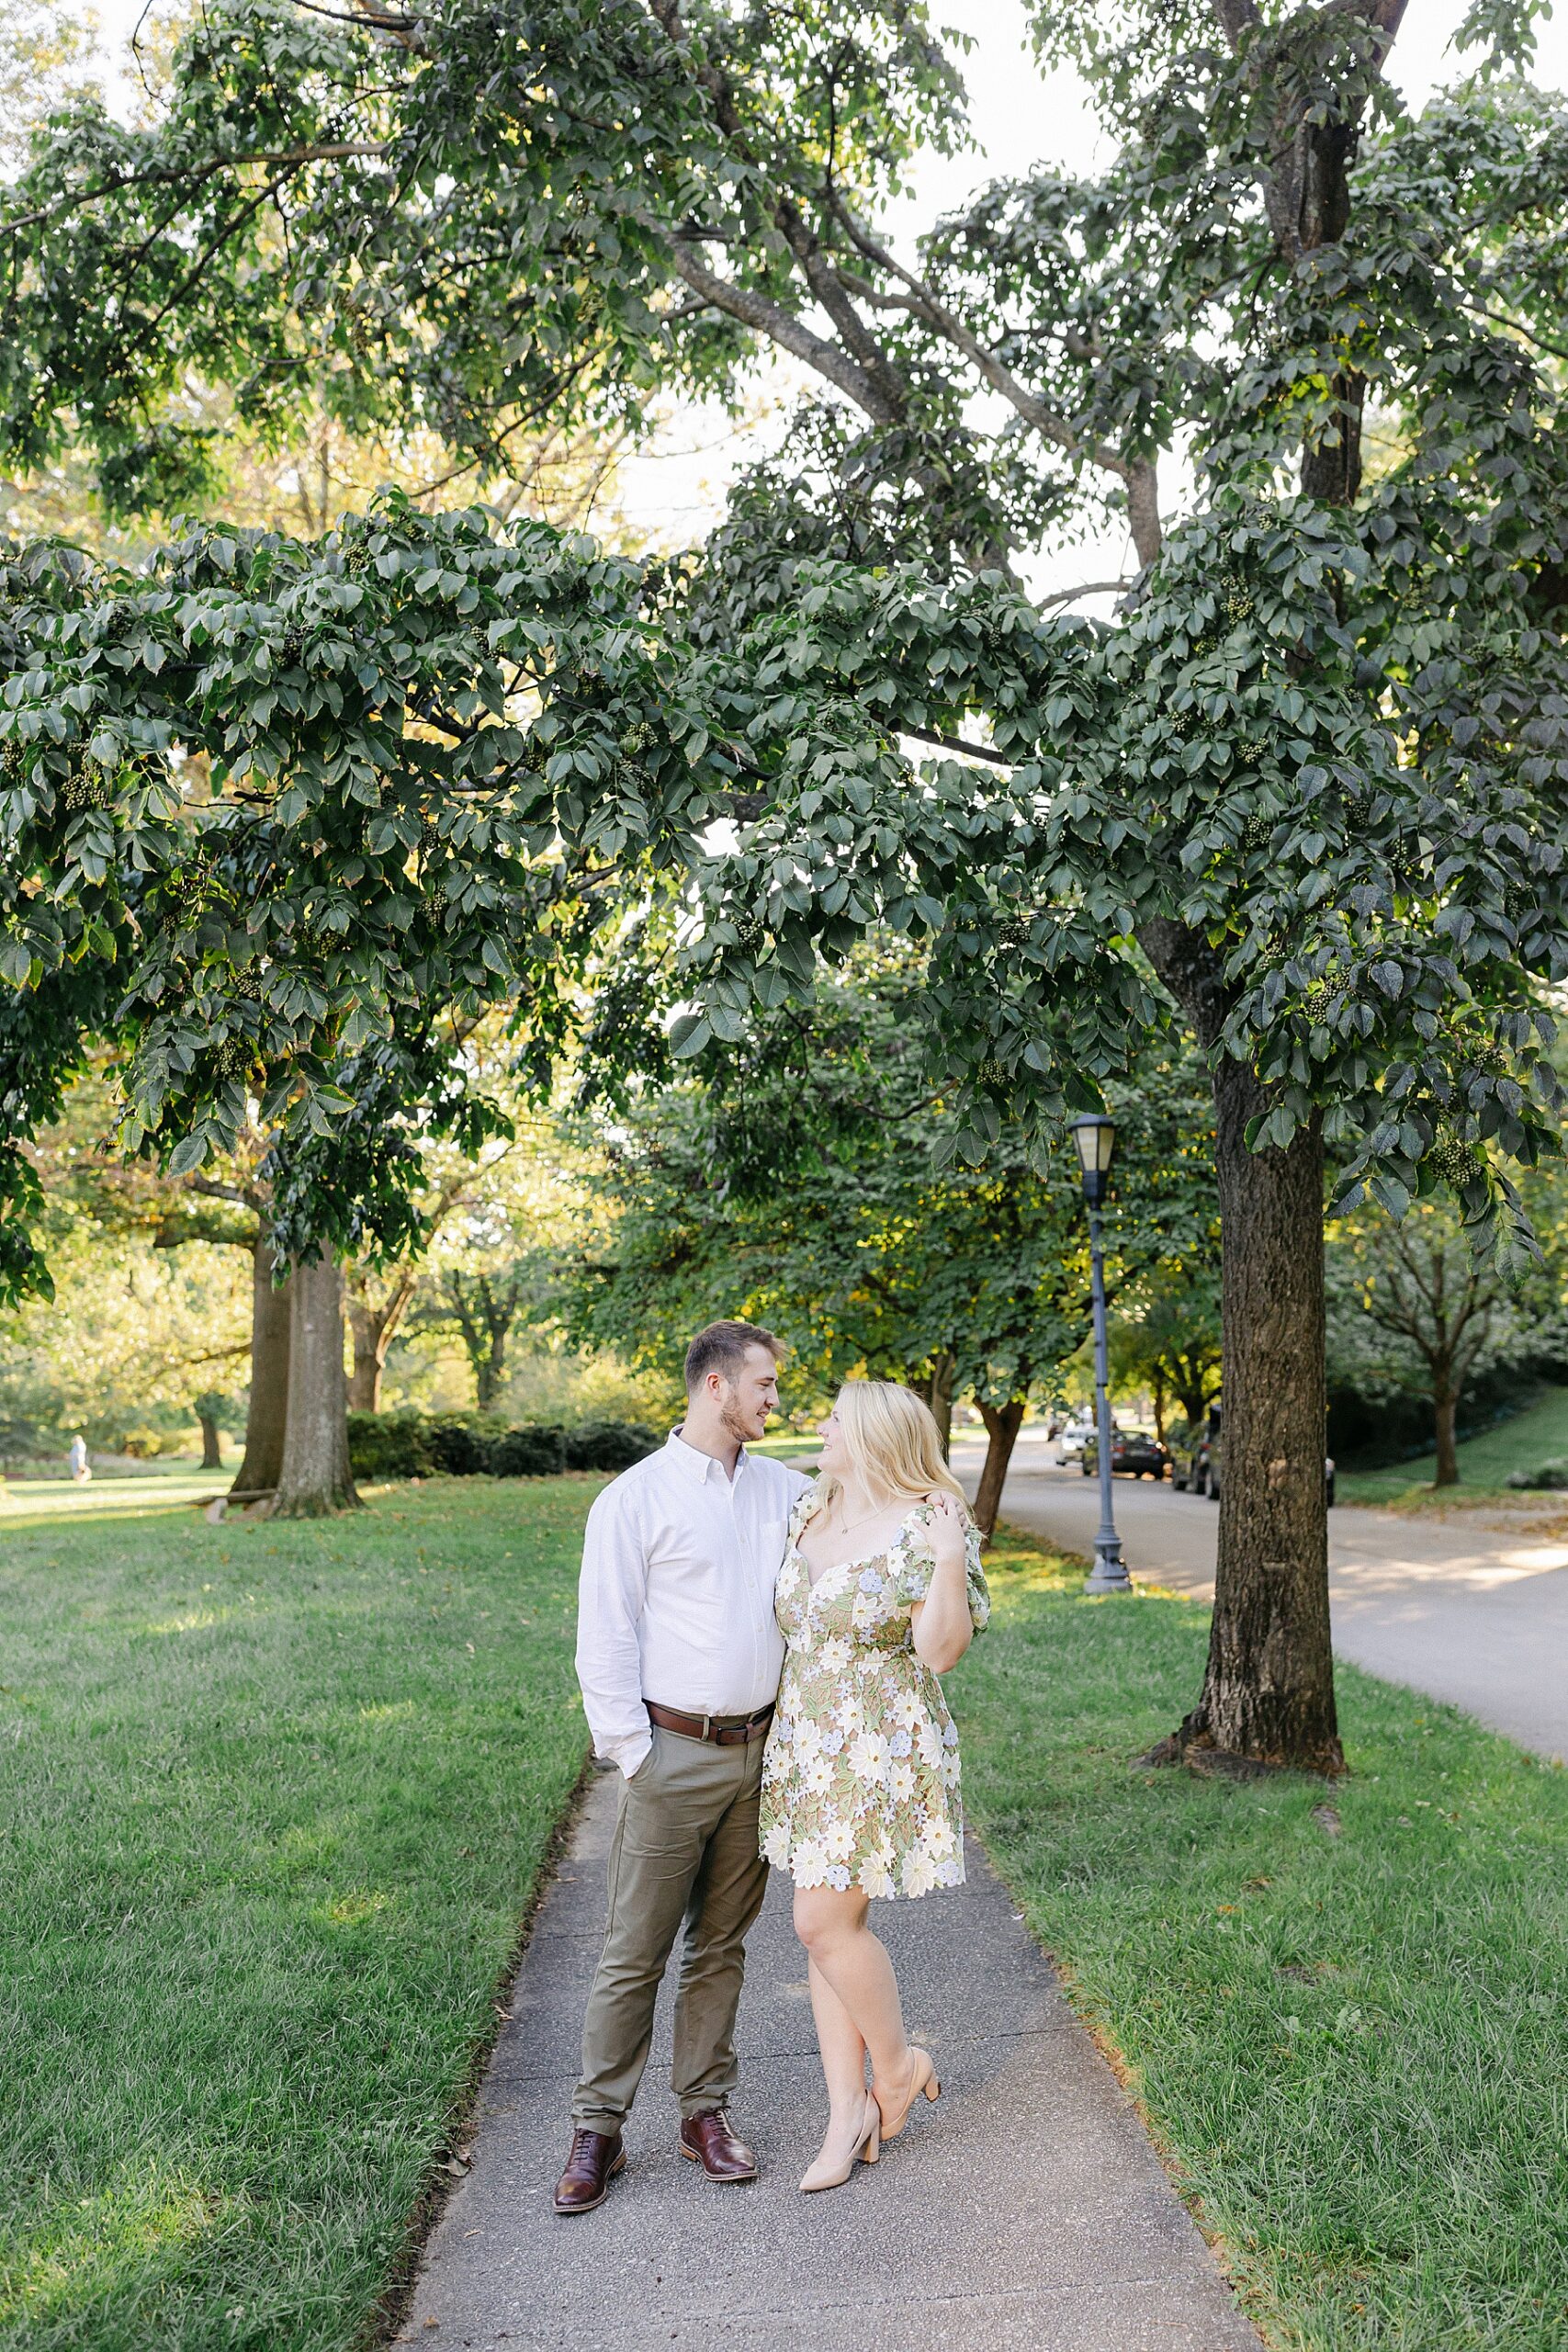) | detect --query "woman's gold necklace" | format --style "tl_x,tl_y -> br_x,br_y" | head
829,1499 -> 895,1539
